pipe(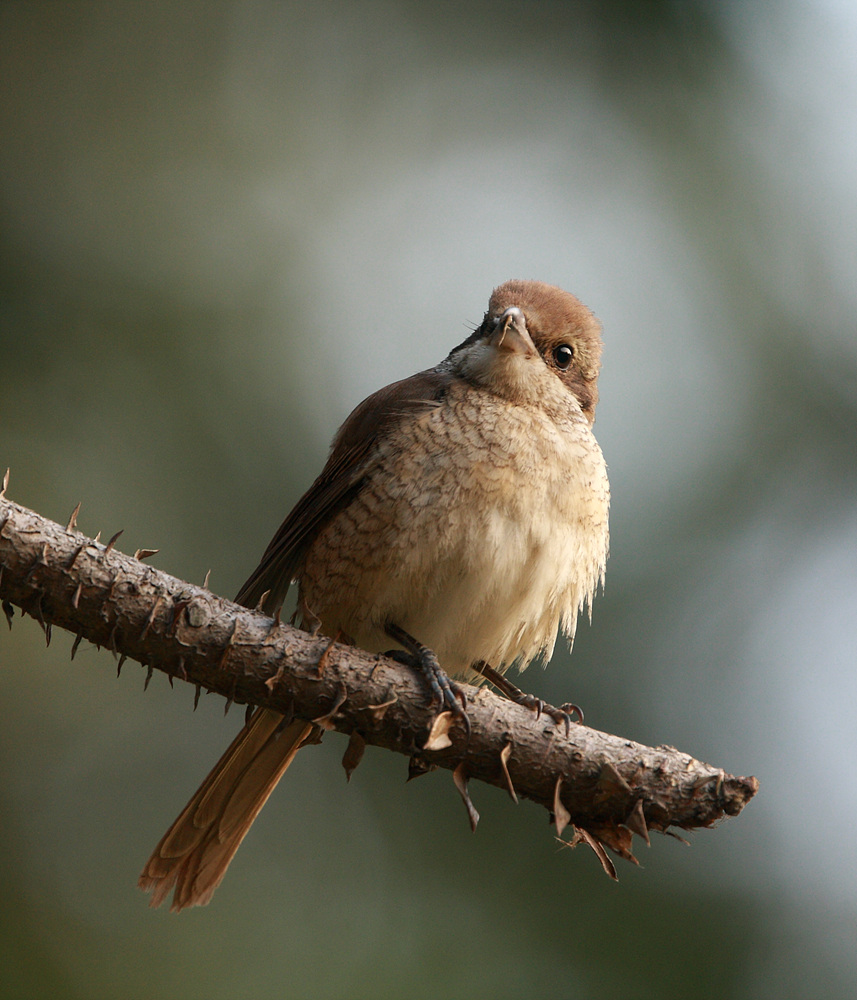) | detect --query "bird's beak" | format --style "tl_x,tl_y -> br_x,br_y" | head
489,307 -> 538,358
